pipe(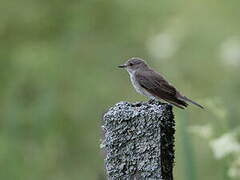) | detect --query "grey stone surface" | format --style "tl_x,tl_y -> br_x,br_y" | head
101,100 -> 175,180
